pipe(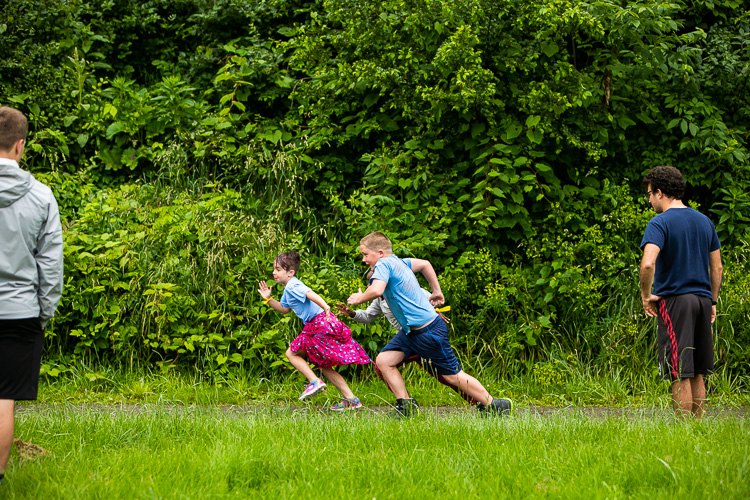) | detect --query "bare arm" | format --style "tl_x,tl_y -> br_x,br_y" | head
639,243 -> 661,317
709,248 -> 723,323
409,258 -> 445,306
258,281 -> 291,314
347,279 -> 386,305
338,294 -> 385,324
305,289 -> 331,314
